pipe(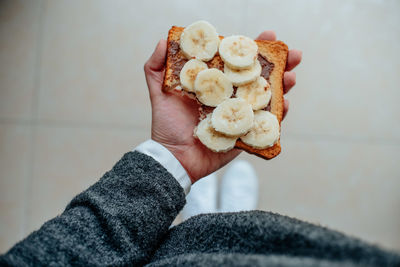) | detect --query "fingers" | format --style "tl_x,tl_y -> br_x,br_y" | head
283,71 -> 296,94
256,31 -> 300,95
256,30 -> 276,41
253,31 -> 298,120
282,99 -> 289,120
286,49 -> 302,71
256,31 -> 302,71
144,39 -> 167,73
